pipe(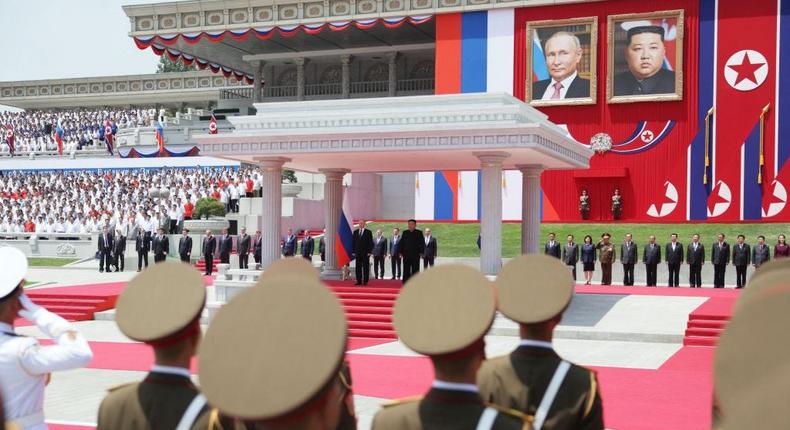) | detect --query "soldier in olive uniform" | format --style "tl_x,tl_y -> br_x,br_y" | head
596,233 -> 616,285
373,265 -> 529,430
478,255 -> 604,430
713,264 -> 790,429
197,268 -> 352,430
97,262 -> 214,430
